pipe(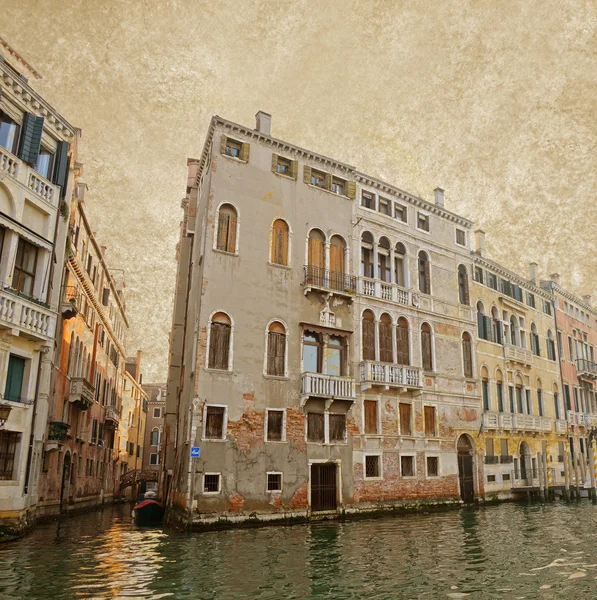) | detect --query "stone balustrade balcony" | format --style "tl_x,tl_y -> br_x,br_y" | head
503,344 -> 533,366
360,361 -> 422,390
300,372 -> 355,401
104,405 -> 120,428
576,358 -> 597,379
357,277 -> 410,305
69,377 -> 95,410
0,286 -> 56,342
